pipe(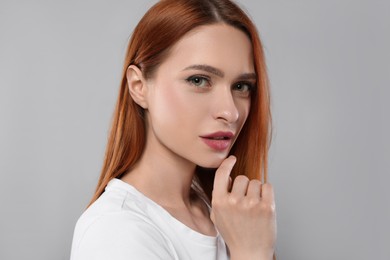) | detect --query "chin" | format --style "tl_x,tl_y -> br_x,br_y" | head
195,154 -> 228,169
